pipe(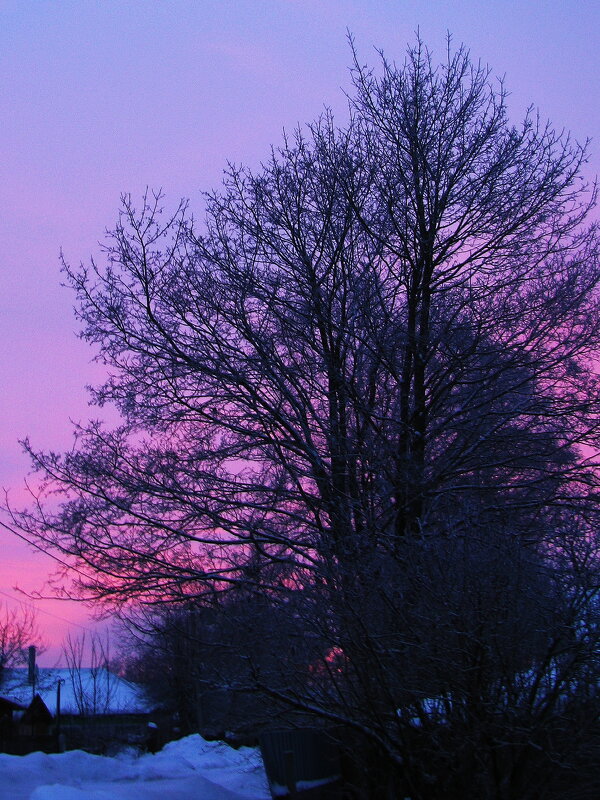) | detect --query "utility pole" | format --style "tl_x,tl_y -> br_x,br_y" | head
56,678 -> 65,751
28,645 -> 36,701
